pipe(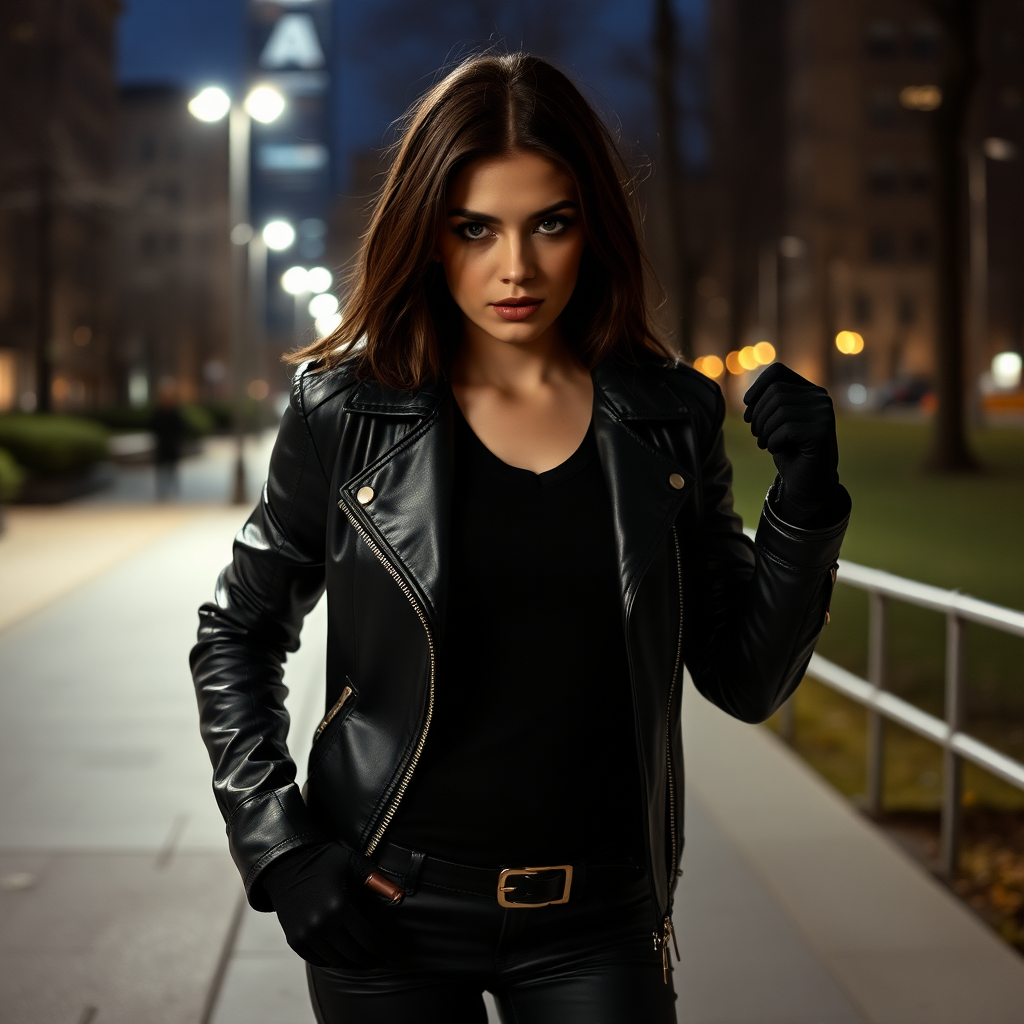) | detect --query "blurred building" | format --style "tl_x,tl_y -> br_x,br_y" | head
112,85 -> 231,405
0,0 -> 119,412
704,0 -> 1024,401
